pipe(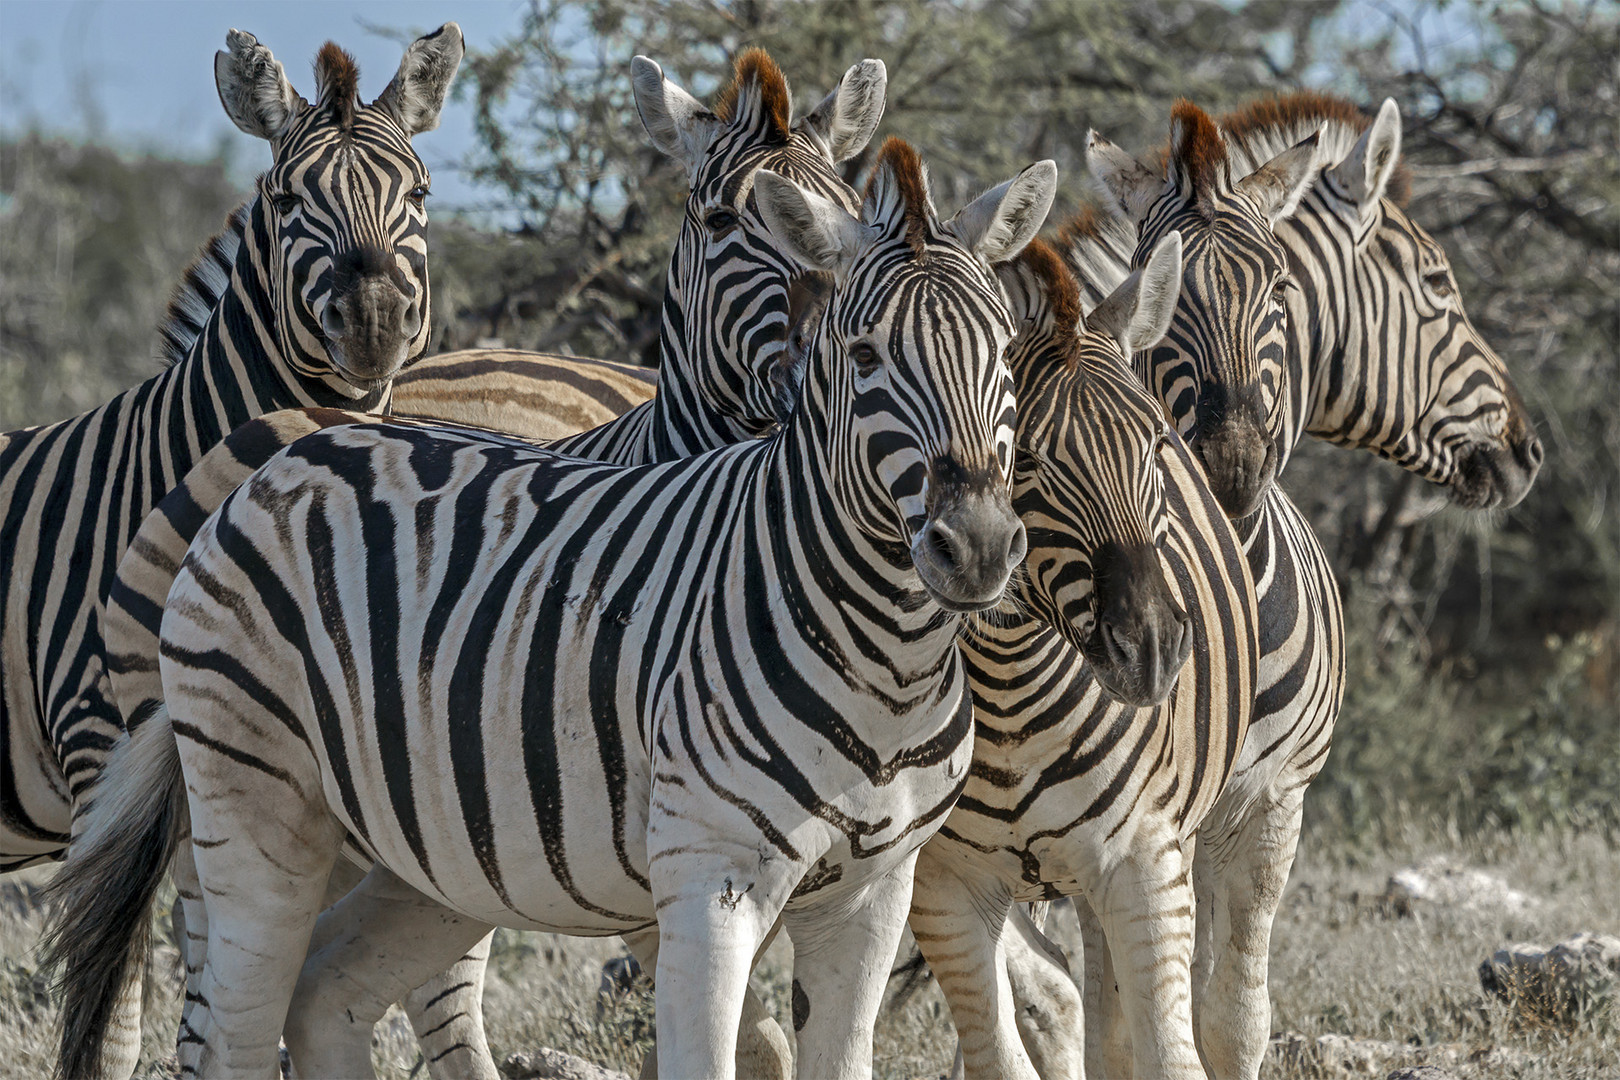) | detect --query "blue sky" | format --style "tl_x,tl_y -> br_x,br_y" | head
0,1 -> 532,209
